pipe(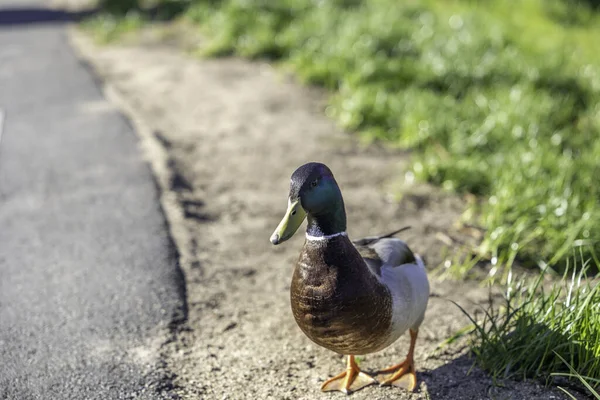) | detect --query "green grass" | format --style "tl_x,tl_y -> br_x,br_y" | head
86,0 -> 600,278
457,251 -> 600,396
553,354 -> 600,399
82,11 -> 145,43
83,0 -> 187,43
